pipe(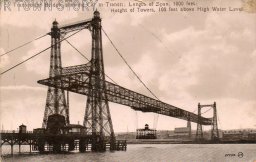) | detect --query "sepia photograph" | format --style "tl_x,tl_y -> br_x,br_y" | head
0,0 -> 256,161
